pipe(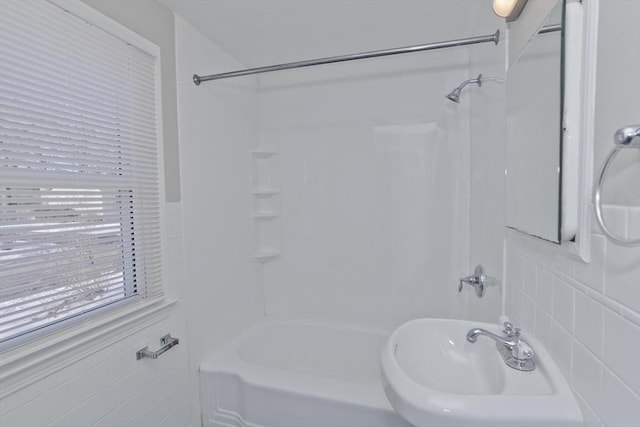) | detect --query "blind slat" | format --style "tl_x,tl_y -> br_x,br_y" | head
0,0 -> 163,344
